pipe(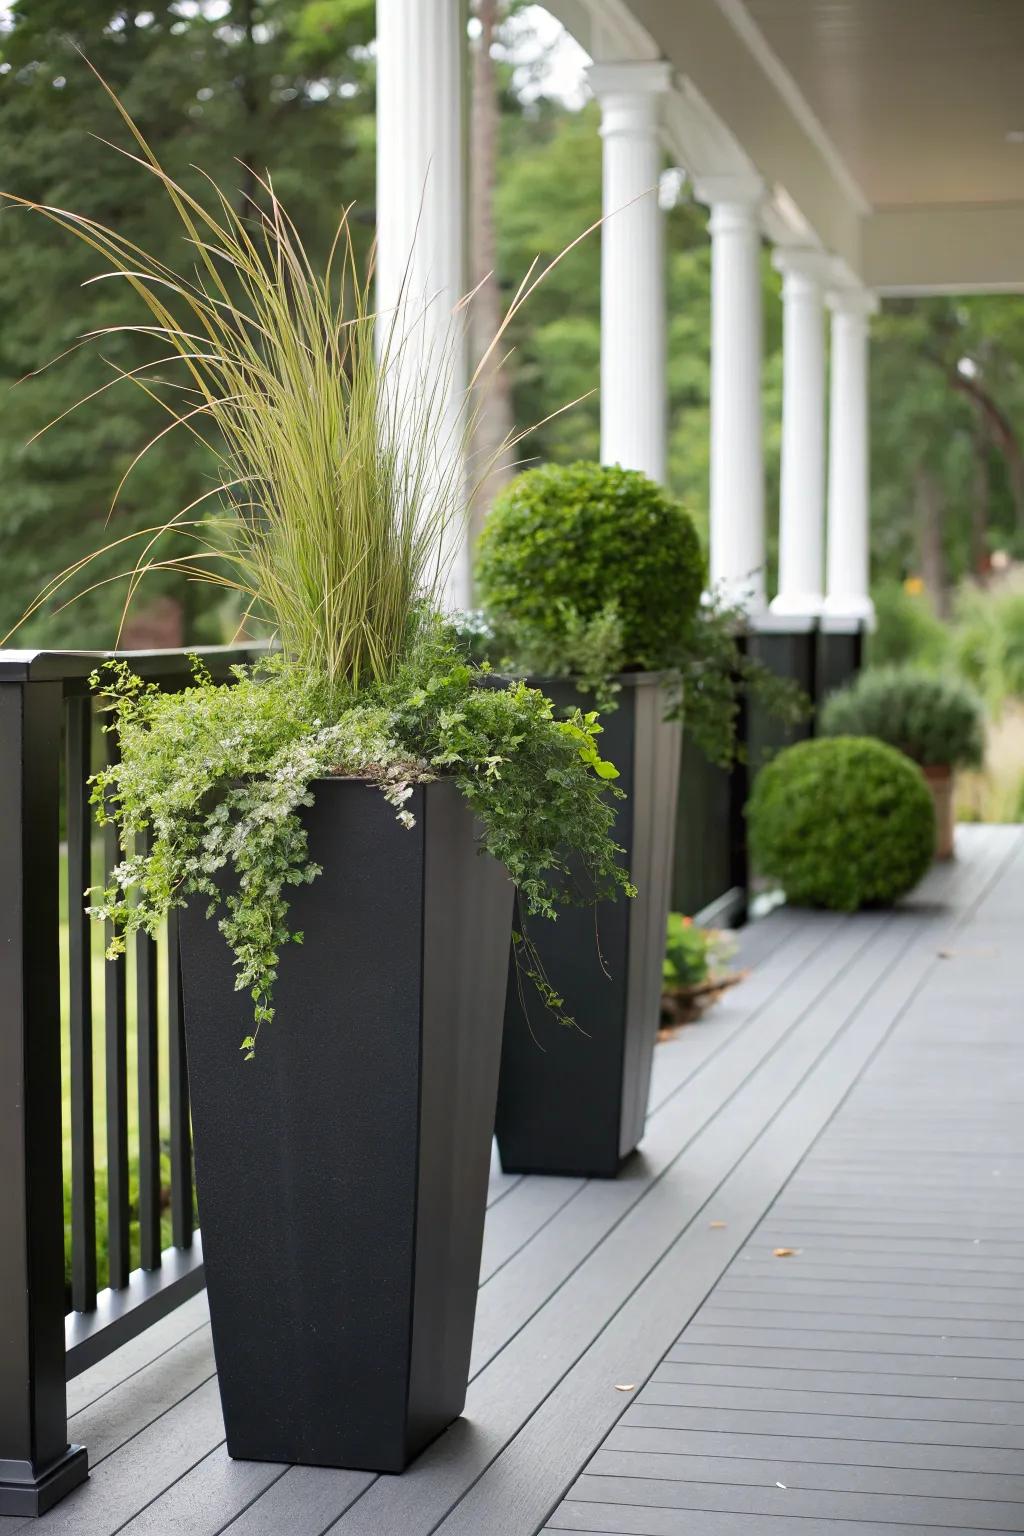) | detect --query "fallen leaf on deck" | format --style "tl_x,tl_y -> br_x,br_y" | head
772,1247 -> 799,1258
709,1221 -> 728,1229
776,1481 -> 787,1489
614,1384 -> 636,1392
